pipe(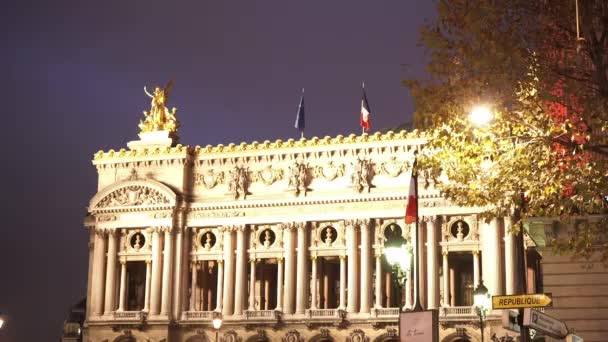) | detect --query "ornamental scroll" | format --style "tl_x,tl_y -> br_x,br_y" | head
96,186 -> 171,208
